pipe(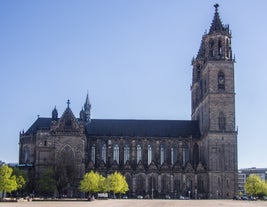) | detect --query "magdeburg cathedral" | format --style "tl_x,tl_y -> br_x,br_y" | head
19,4 -> 238,199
